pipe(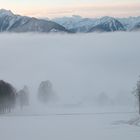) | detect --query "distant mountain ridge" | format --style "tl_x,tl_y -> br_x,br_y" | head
0,9 -> 69,33
89,17 -> 125,32
0,9 -> 140,33
53,15 -> 140,33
